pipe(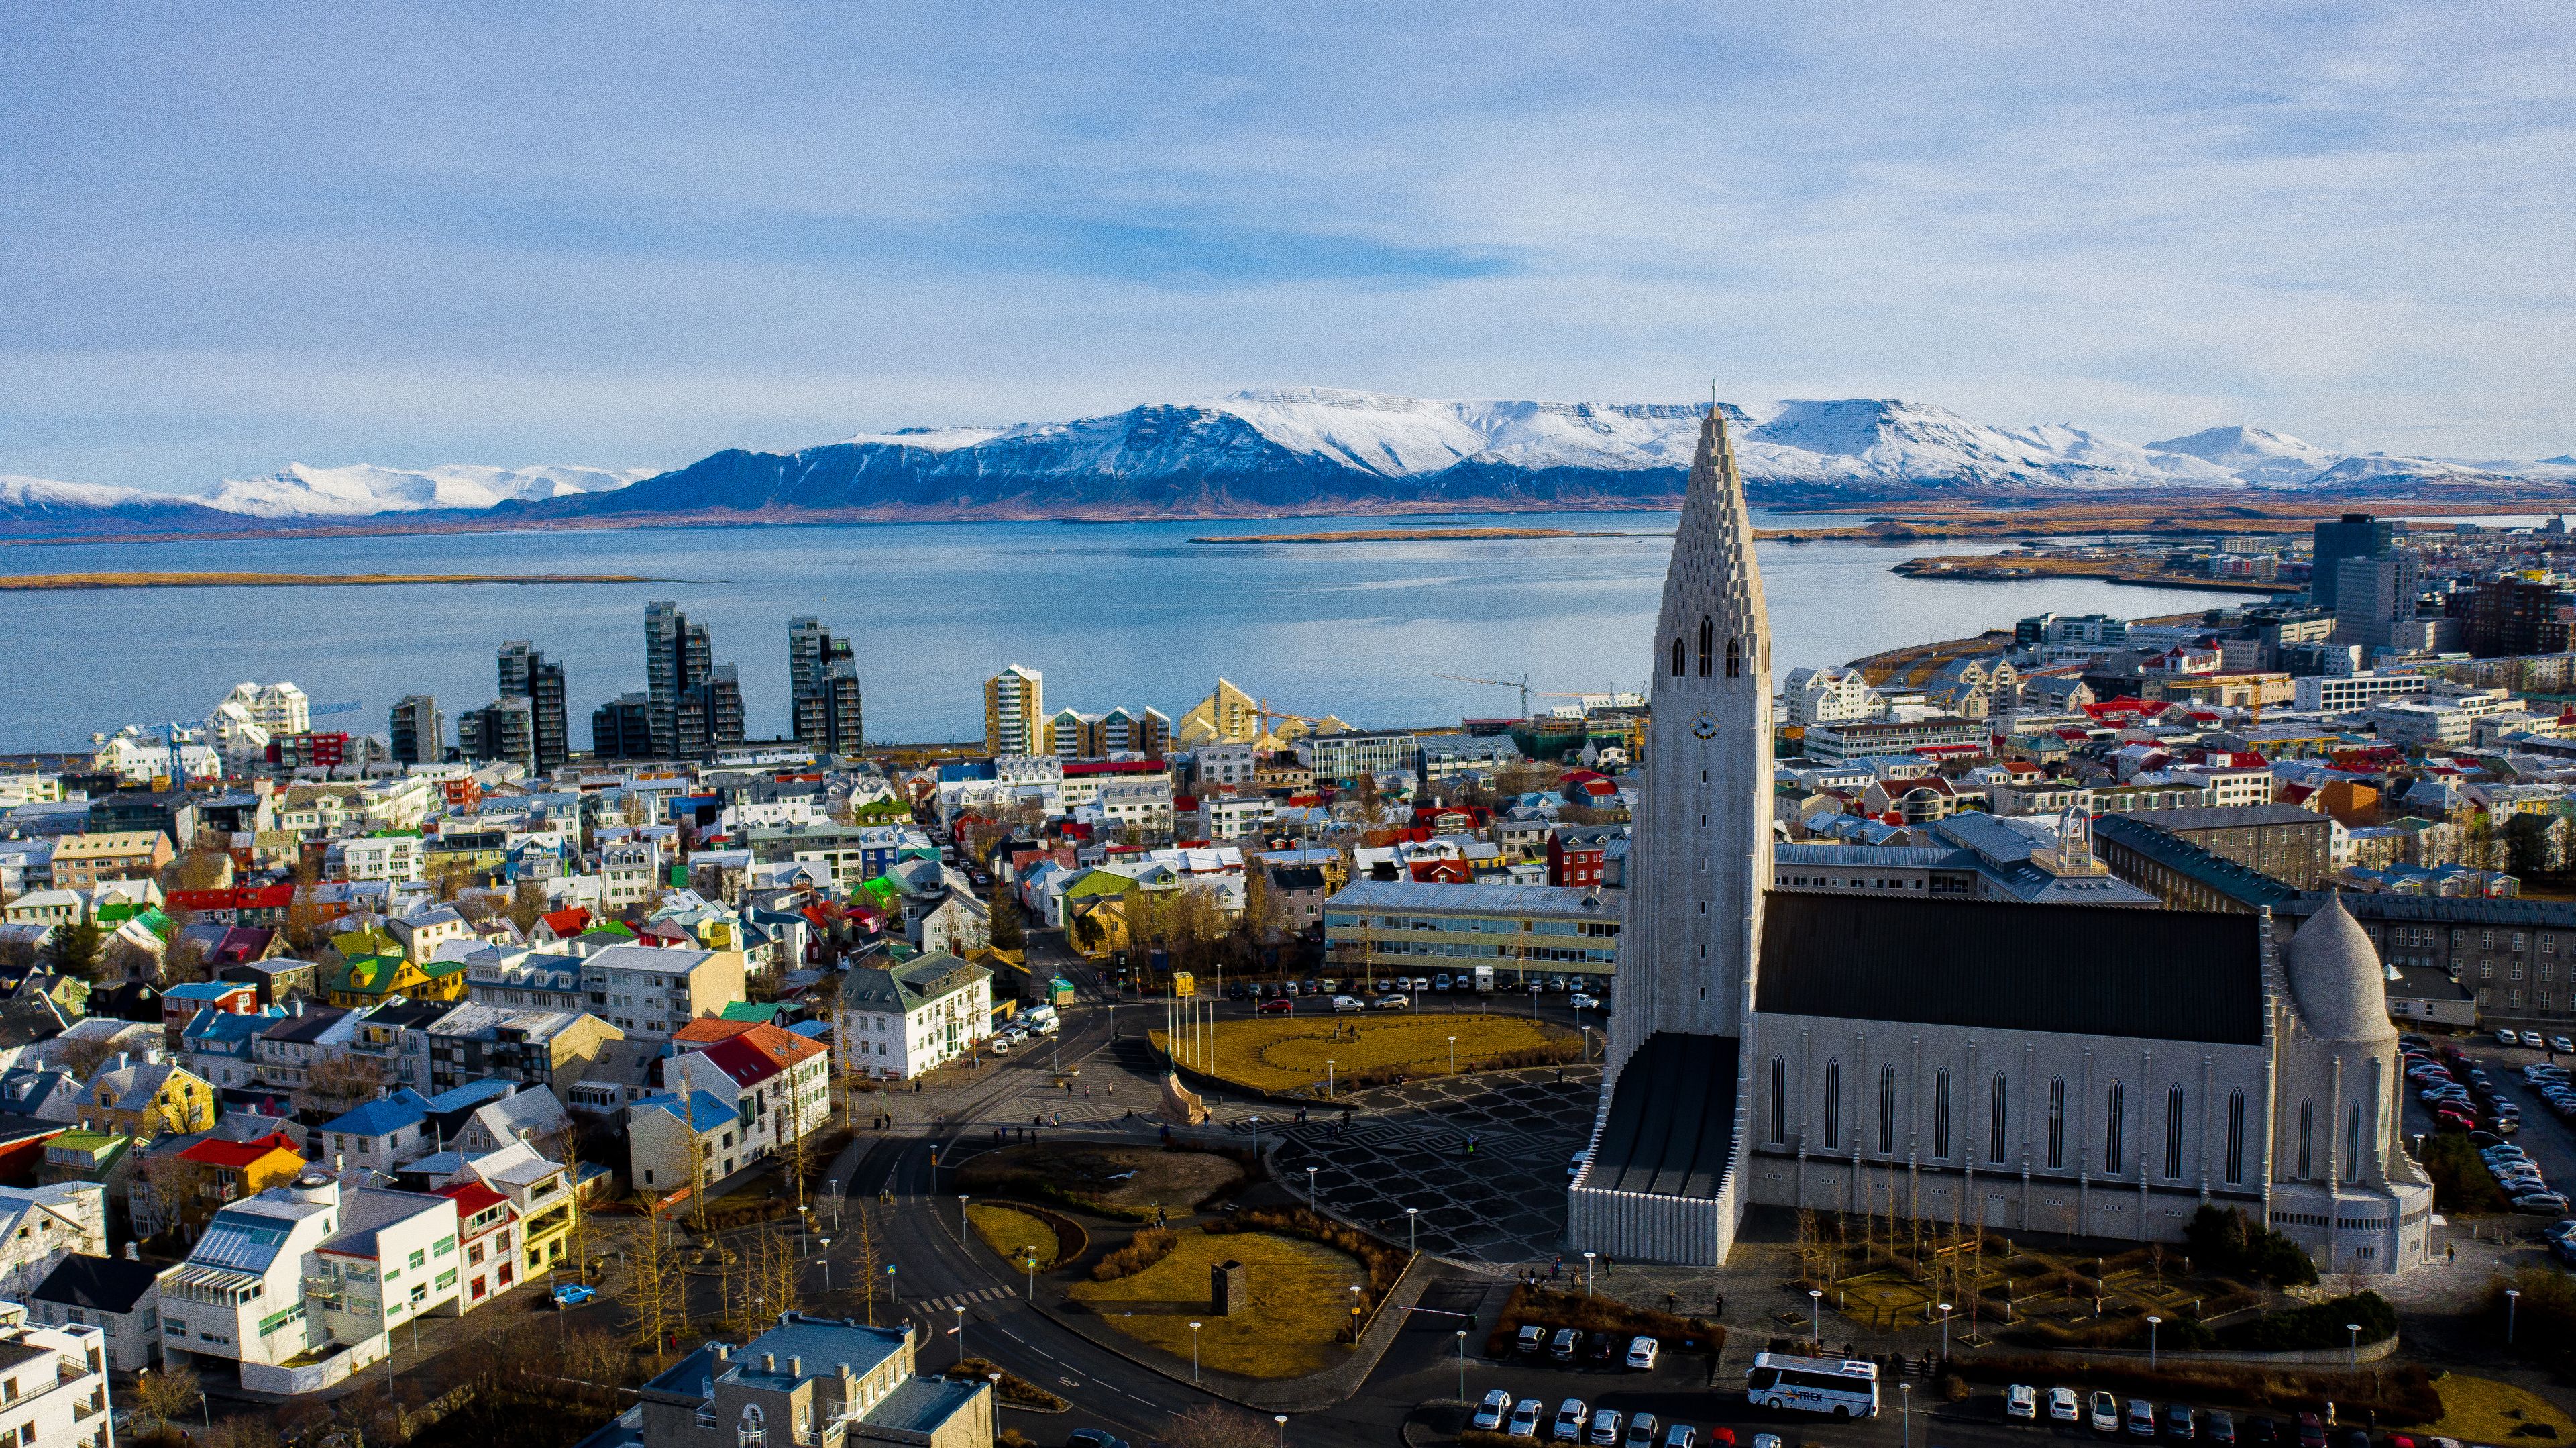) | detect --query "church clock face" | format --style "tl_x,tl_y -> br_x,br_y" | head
1690,711 -> 1717,739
